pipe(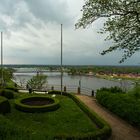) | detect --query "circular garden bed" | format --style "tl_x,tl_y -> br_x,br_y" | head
15,96 -> 60,113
